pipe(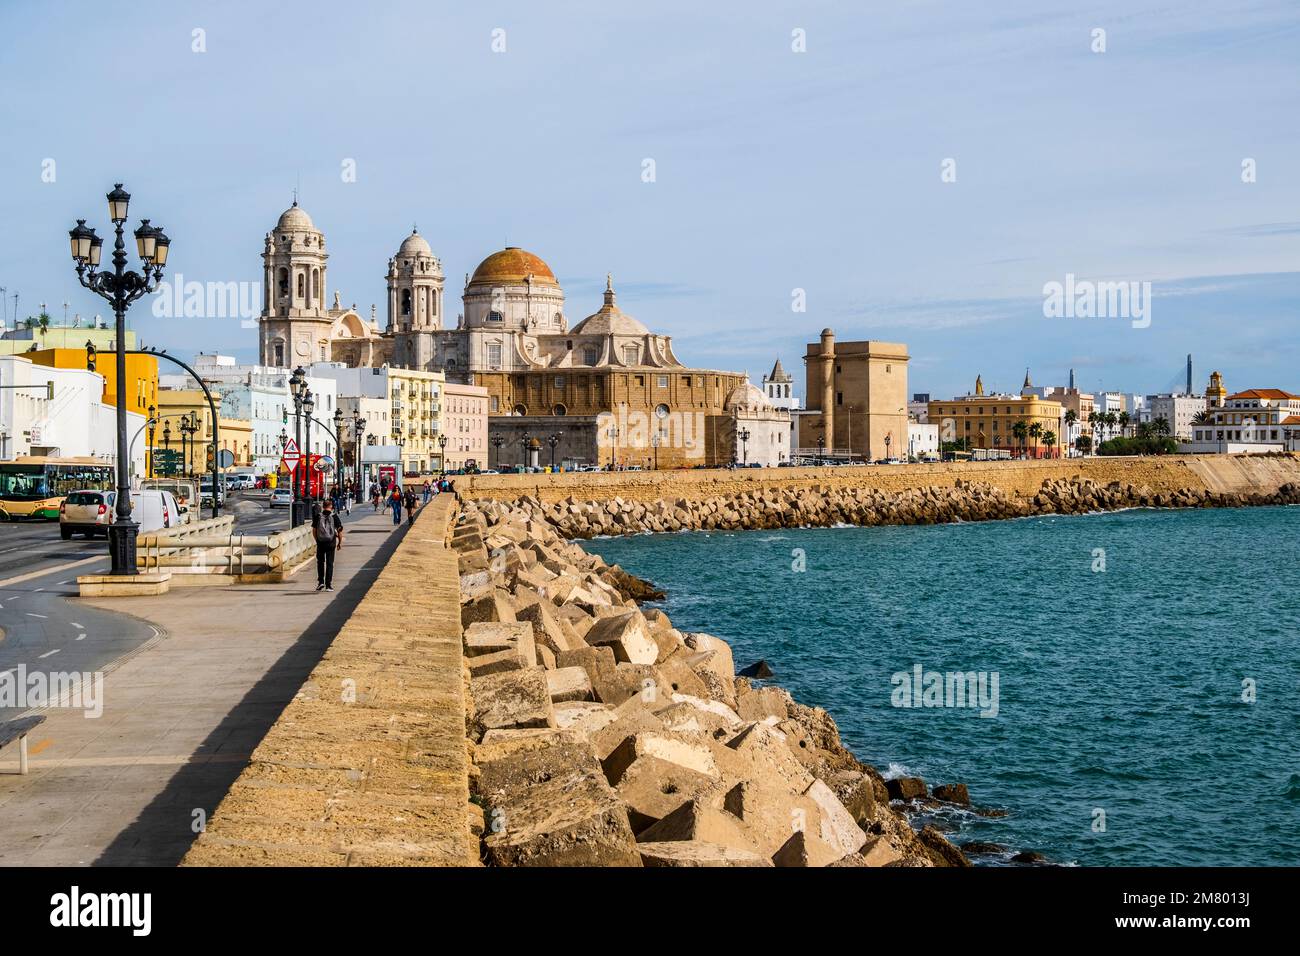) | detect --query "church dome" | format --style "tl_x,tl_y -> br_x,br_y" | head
275,201 -> 316,233
469,247 -> 558,287
725,383 -> 773,412
570,275 -> 649,336
398,228 -> 432,258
